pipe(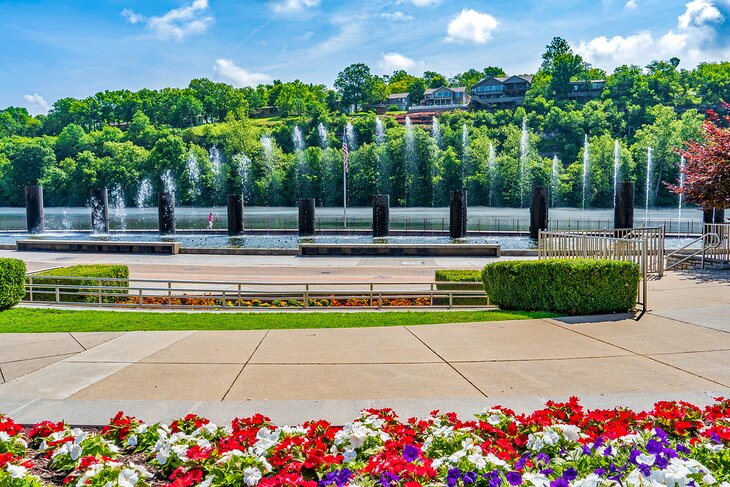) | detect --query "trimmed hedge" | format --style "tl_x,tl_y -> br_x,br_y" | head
435,269 -> 489,306
30,265 -> 129,303
0,258 -> 26,311
482,259 -> 641,315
